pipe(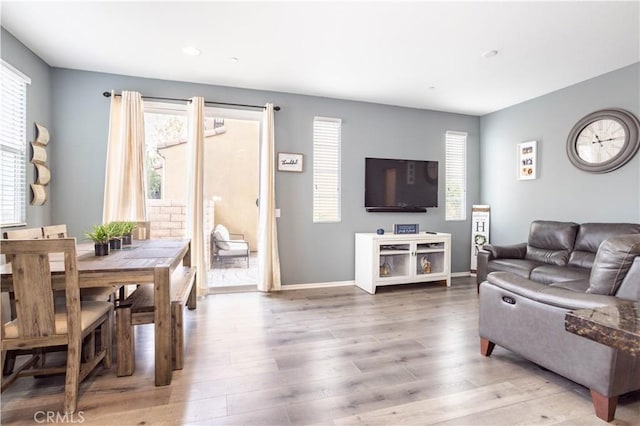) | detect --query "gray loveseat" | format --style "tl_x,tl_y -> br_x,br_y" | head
478,224 -> 640,422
